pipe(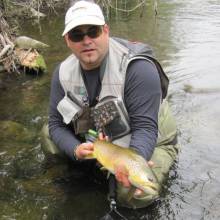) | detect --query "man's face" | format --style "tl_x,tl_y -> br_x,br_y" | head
65,24 -> 109,70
